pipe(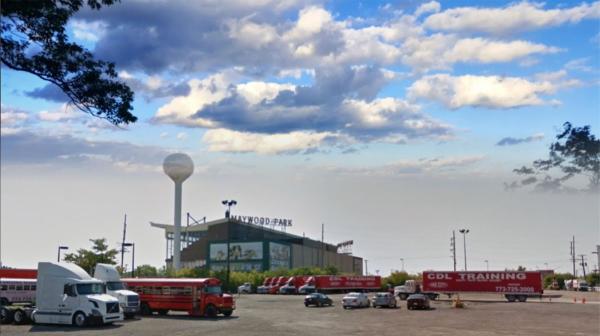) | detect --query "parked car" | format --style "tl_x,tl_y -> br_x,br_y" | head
304,293 -> 332,307
371,292 -> 397,308
406,294 -> 430,310
238,283 -> 252,294
342,292 -> 370,309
